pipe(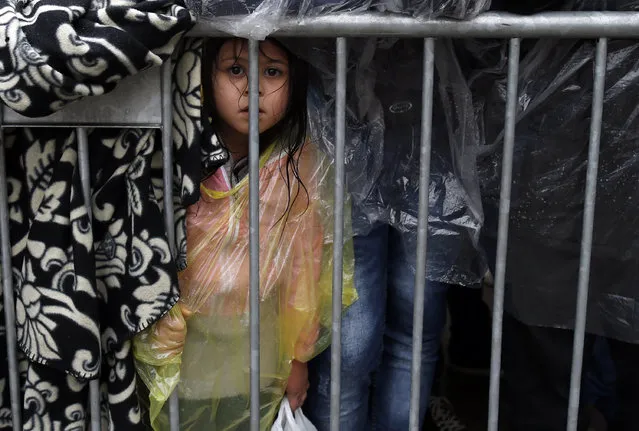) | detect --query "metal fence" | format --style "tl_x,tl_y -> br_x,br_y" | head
1,10 -> 638,431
